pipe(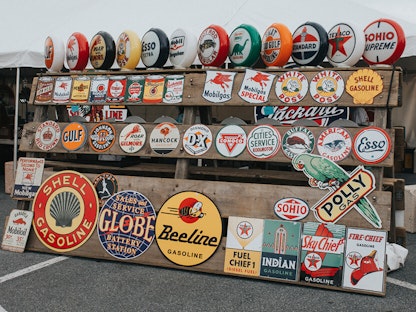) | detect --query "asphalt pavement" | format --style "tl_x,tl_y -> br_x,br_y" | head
0,175 -> 415,312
